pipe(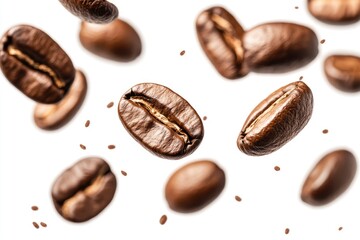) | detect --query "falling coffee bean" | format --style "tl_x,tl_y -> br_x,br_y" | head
118,83 -> 204,159
237,81 -> 313,156
0,25 -> 75,103
301,149 -> 357,206
196,6 -> 247,79
59,0 -> 118,24
165,160 -> 225,213
243,22 -> 318,73
159,215 -> 167,225
51,157 -> 117,222
79,19 -> 141,62
33,70 -> 87,130
308,0 -> 360,24
324,55 -> 360,92
32,222 -> 39,229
